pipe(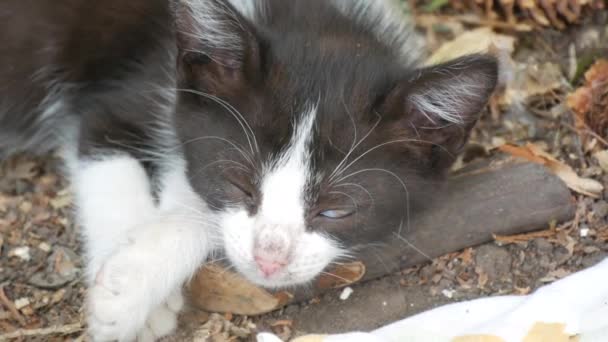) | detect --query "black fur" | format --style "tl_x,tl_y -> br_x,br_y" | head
0,0 -> 498,248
